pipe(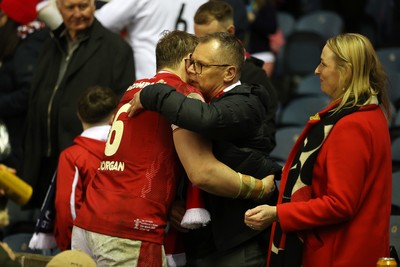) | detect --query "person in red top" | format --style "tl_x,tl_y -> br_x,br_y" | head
53,86 -> 118,251
244,33 -> 393,267
72,30 -> 274,267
